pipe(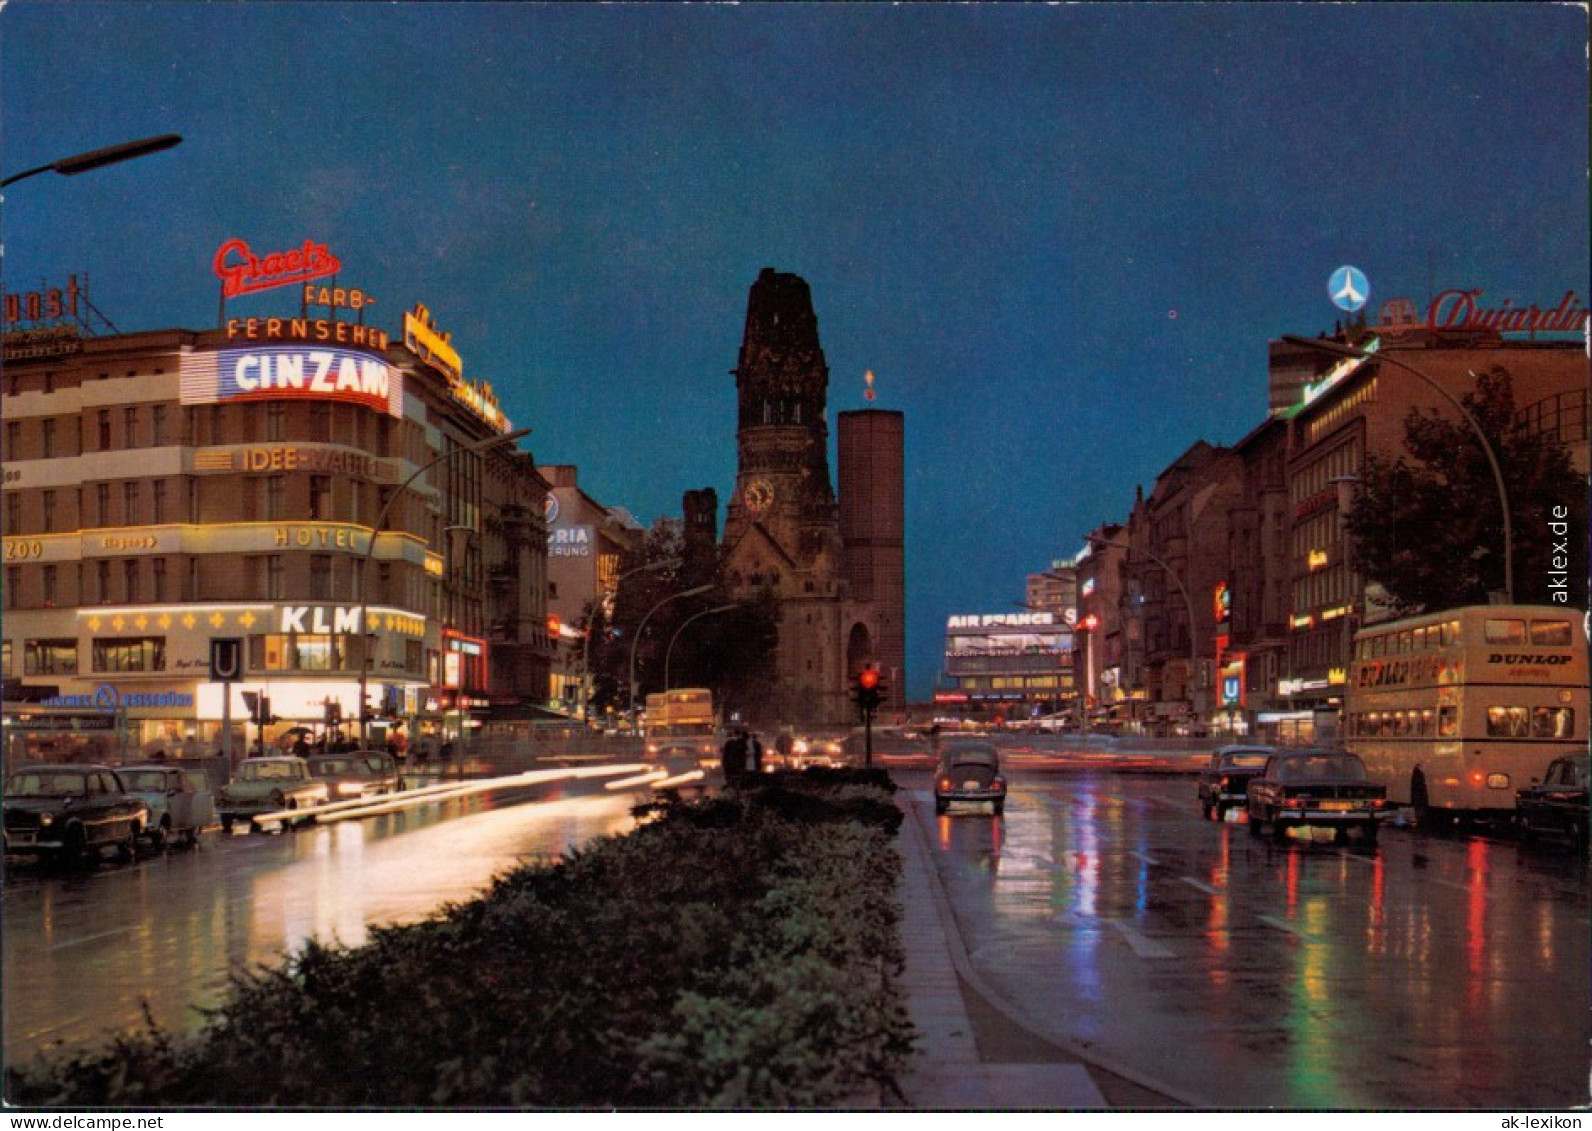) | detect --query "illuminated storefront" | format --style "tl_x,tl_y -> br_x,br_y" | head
2,249 -> 553,769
